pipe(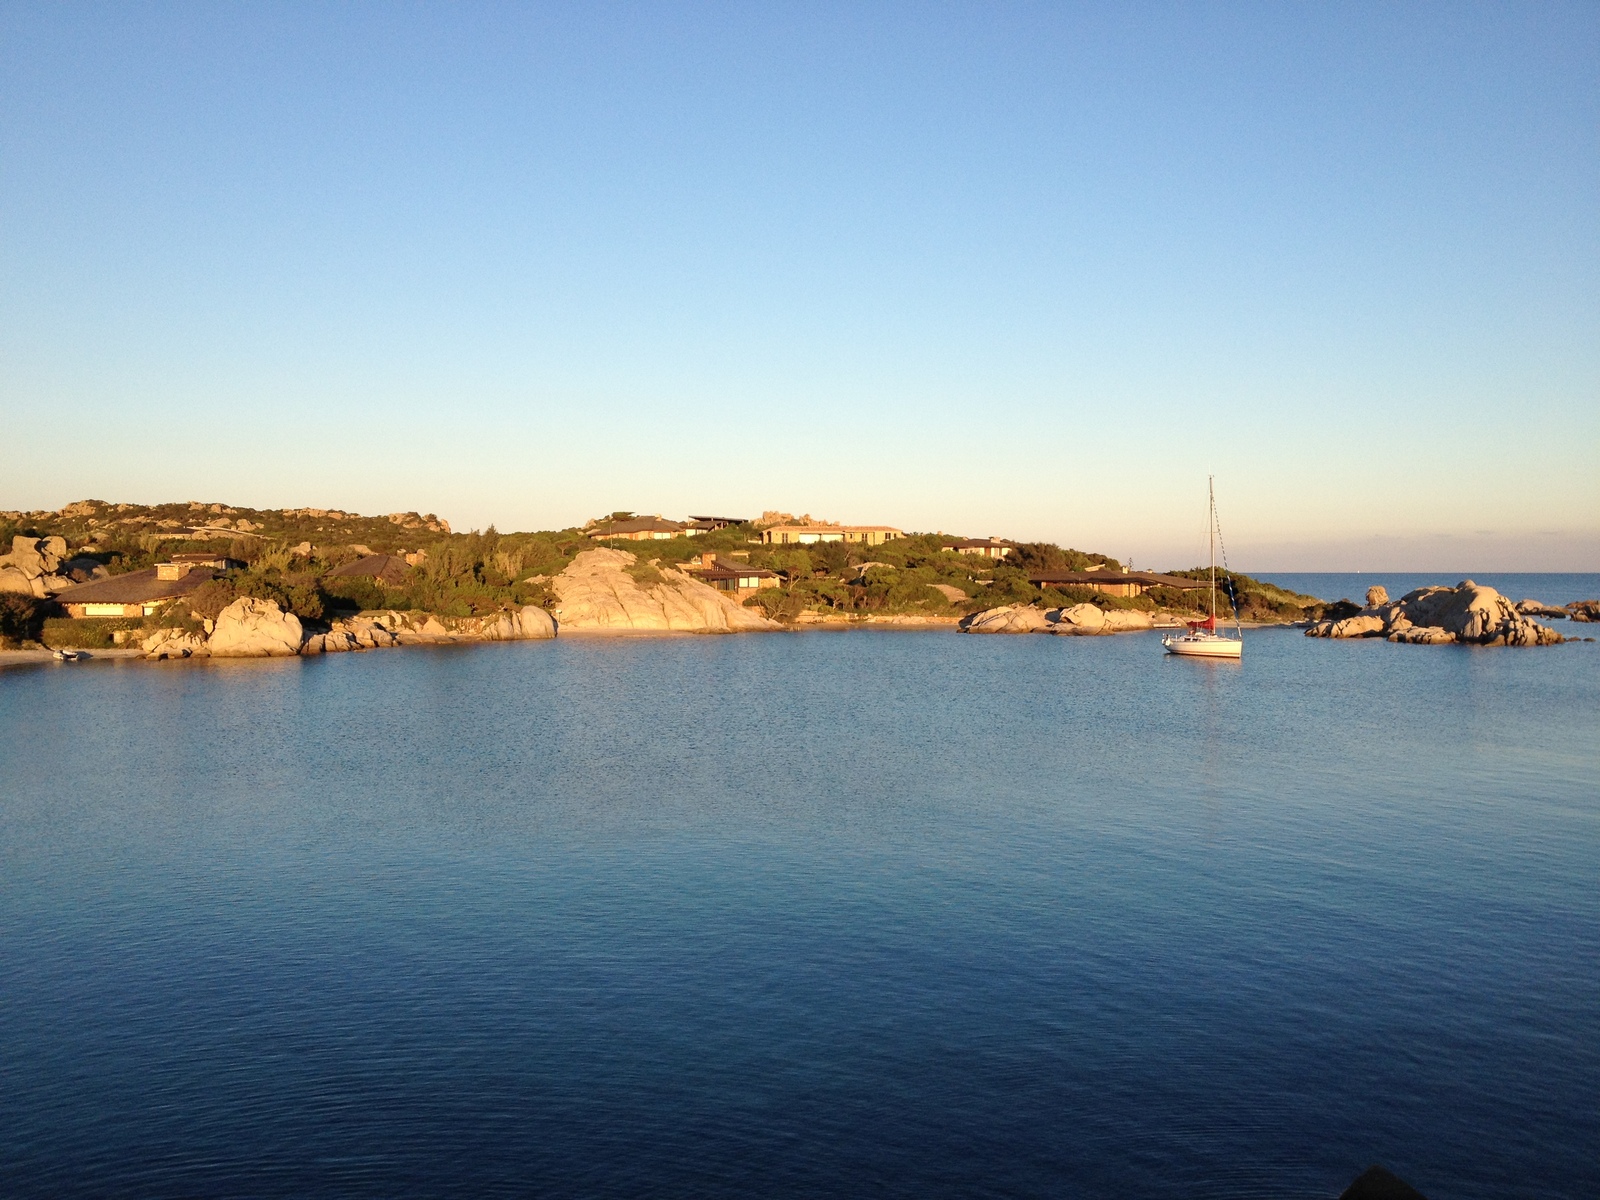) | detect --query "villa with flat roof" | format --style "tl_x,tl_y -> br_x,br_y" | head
760,524 -> 902,547
1027,570 -> 1206,599
940,537 -> 1013,559
684,554 -> 781,595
